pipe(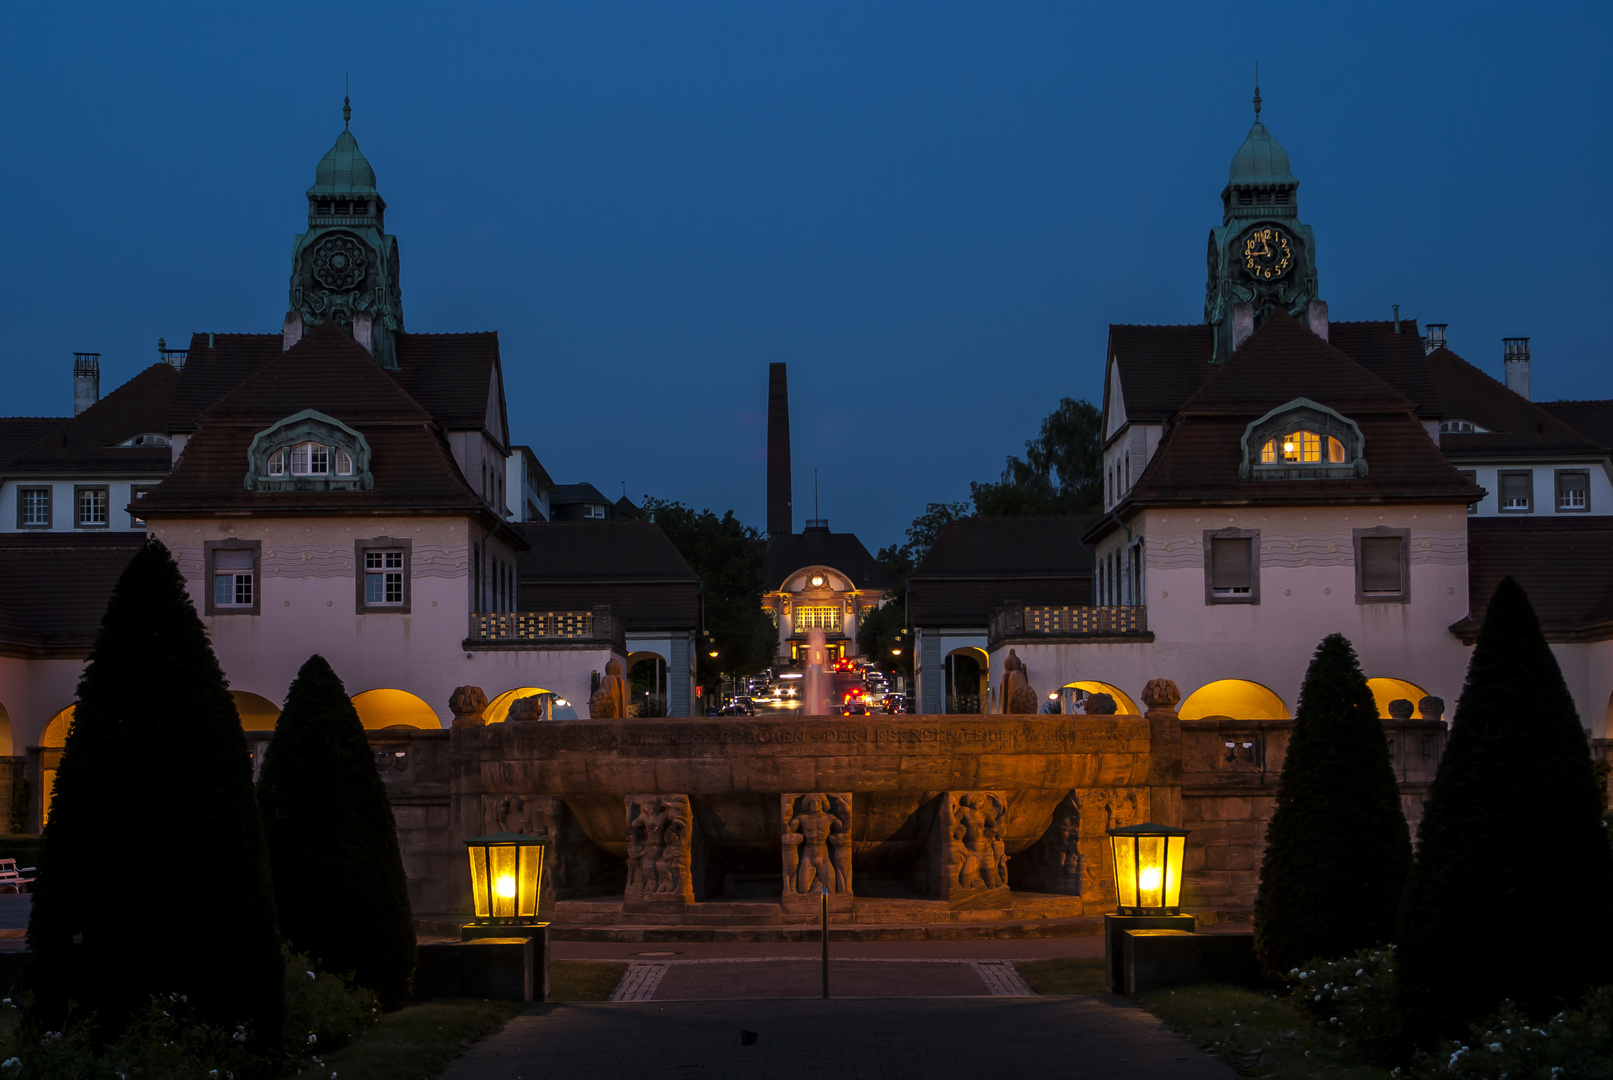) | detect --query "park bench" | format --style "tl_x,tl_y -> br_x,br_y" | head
0,860 -> 36,894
